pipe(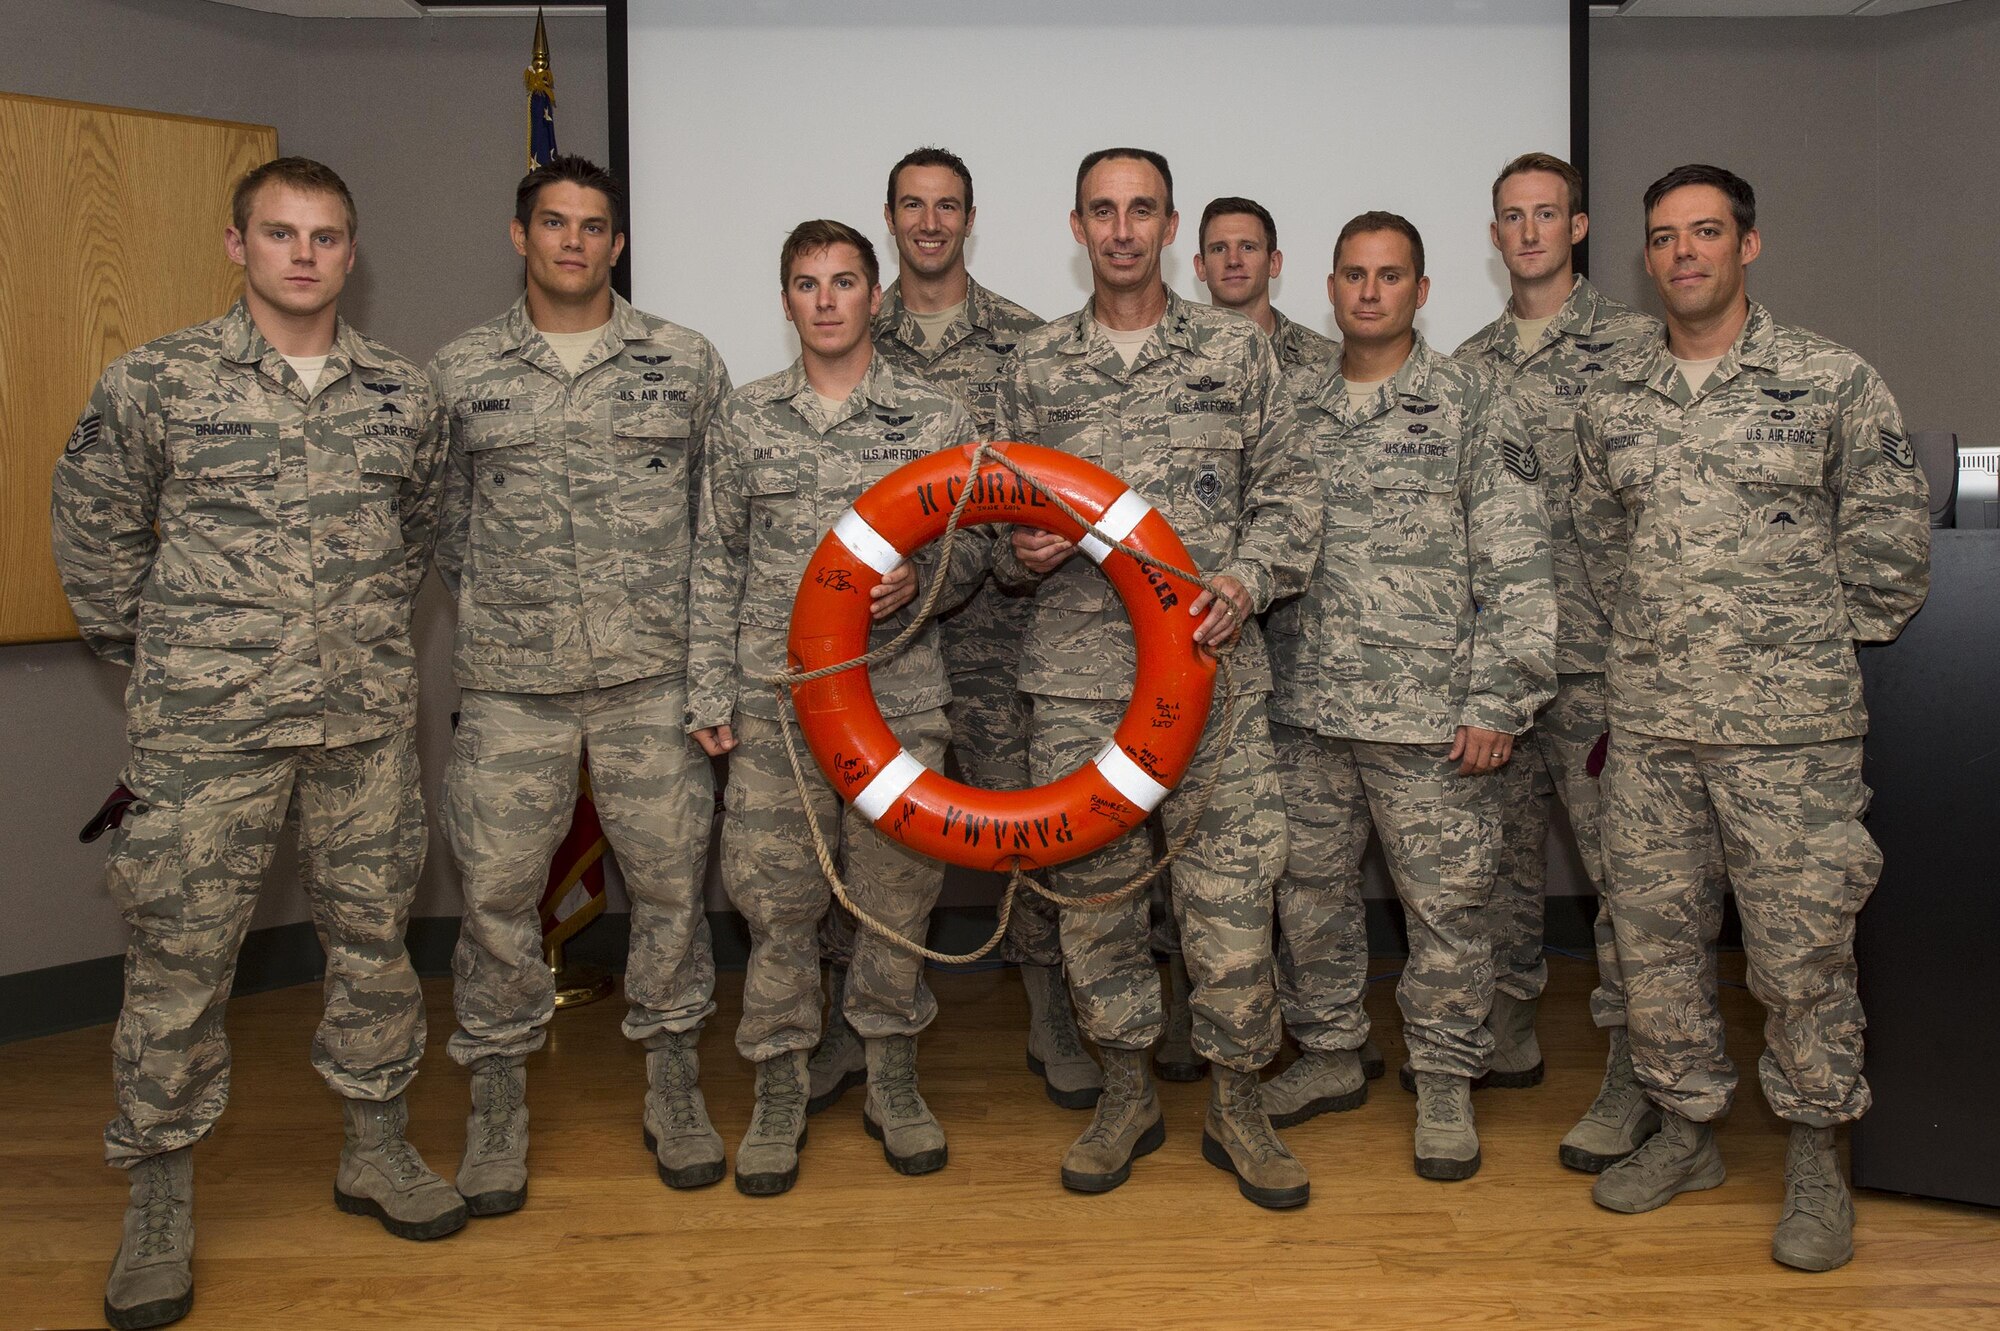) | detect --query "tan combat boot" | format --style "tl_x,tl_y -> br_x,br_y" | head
1205,1068 -> 1311,1209
334,1095 -> 469,1240
1559,1028 -> 1660,1173
1154,953 -> 1205,1082
643,1030 -> 726,1189
1772,1125 -> 1854,1271
735,1050 -> 809,1197
1021,962 -> 1101,1110
1481,990 -> 1545,1088
1593,1108 -> 1726,1213
104,1147 -> 194,1331
863,1035 -> 948,1176
1413,1072 -> 1482,1181
456,1055 -> 528,1216
806,965 -> 867,1115
1360,1034 -> 1386,1082
1061,1046 -> 1165,1193
1261,1048 -> 1368,1128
